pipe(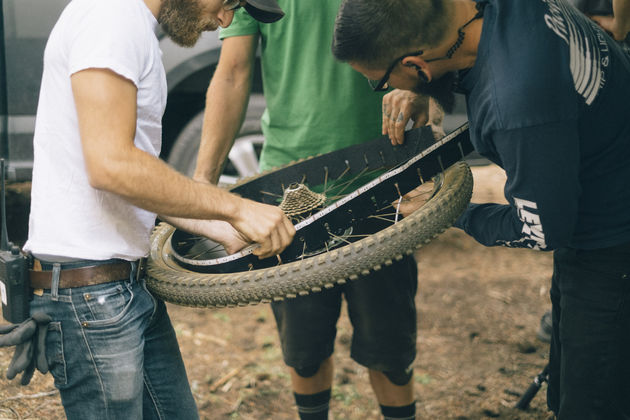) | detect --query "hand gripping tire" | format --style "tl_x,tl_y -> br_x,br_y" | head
147,124 -> 474,307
